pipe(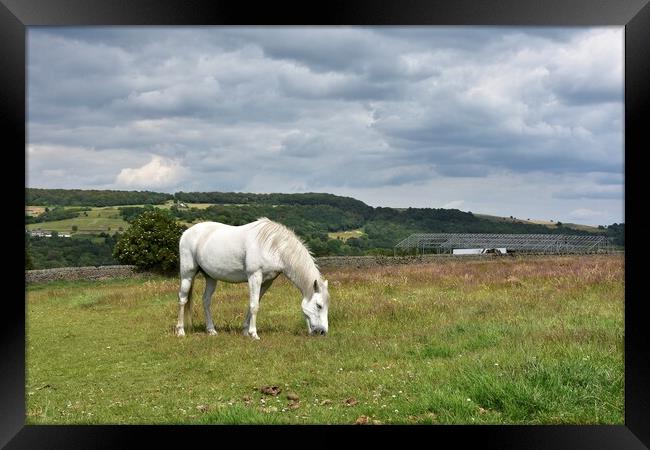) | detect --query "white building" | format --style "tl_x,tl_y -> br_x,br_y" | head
453,248 -> 507,255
